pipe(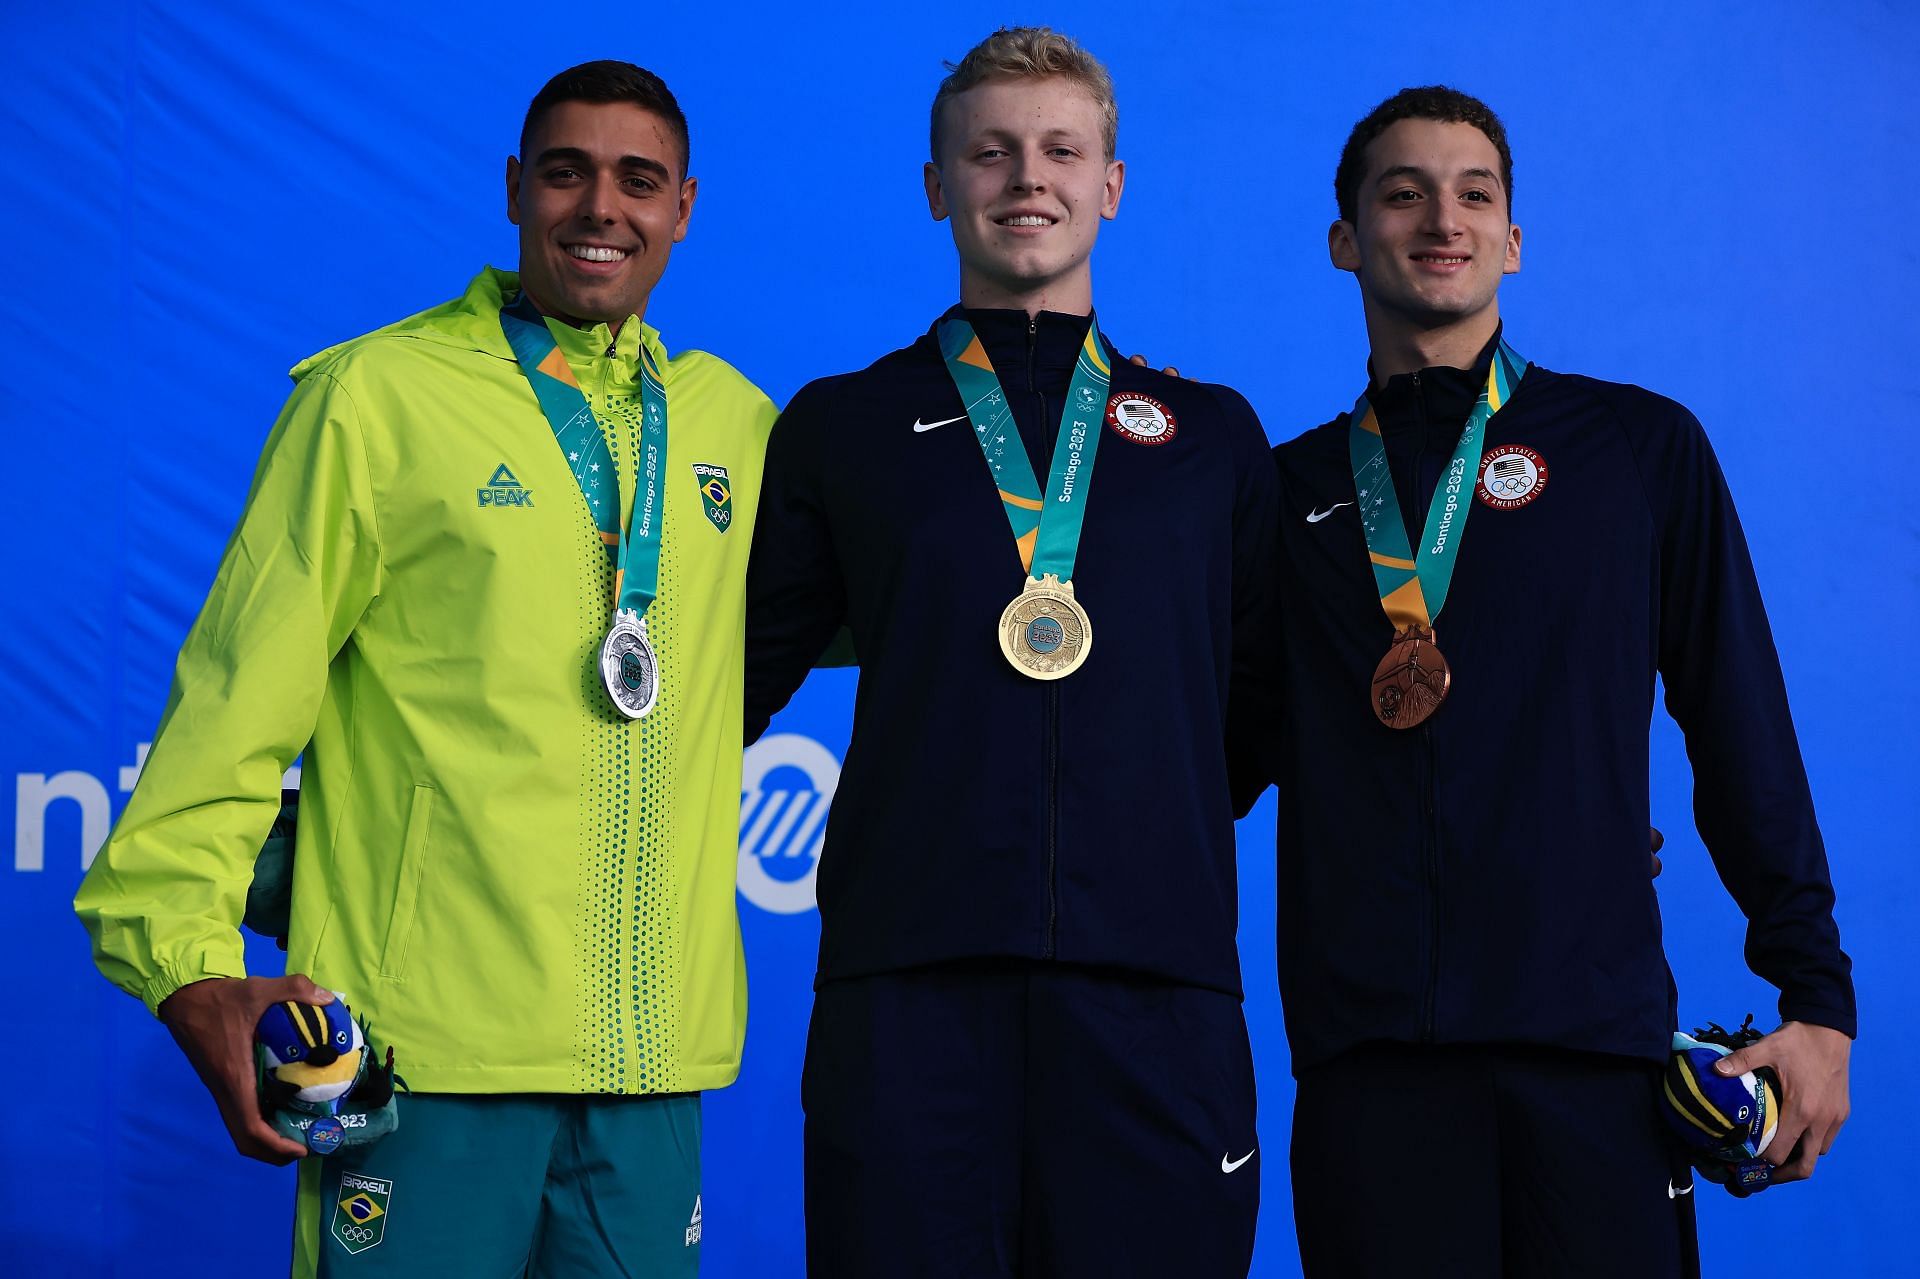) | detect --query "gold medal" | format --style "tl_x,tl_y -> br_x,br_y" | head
998,573 -> 1091,680
1370,626 -> 1449,729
